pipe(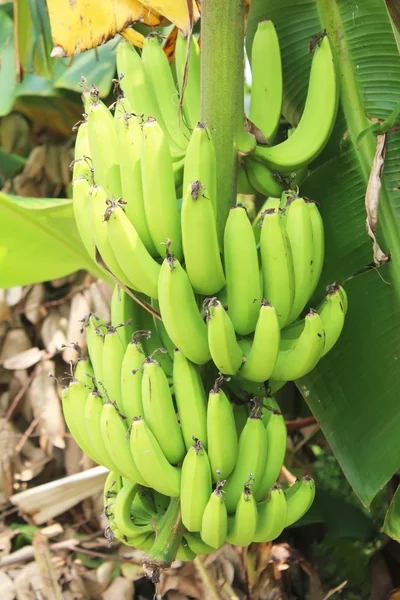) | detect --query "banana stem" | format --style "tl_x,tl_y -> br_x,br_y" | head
143,497 -> 183,581
200,0 -> 245,243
